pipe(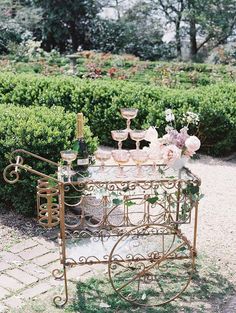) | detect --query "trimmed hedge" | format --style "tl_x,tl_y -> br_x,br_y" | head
0,73 -> 236,155
0,104 -> 98,215
0,73 -> 167,144
146,83 -> 236,156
